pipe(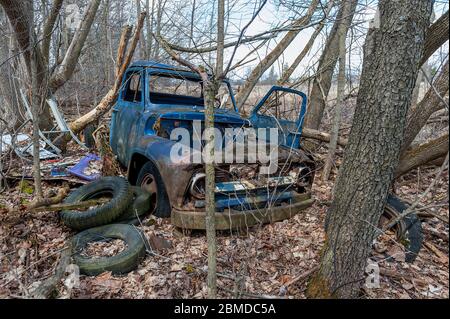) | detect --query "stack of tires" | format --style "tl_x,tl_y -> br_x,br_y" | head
61,177 -> 153,276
